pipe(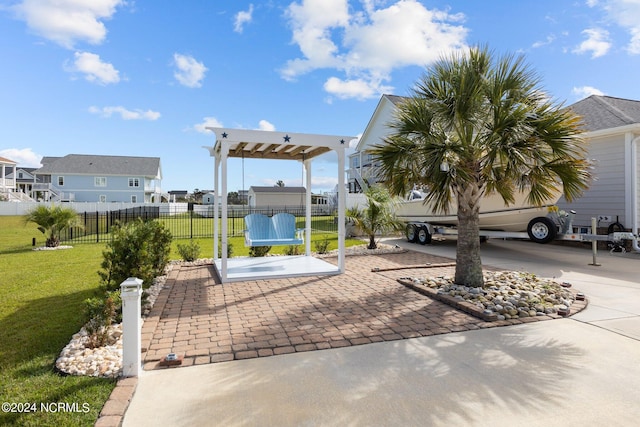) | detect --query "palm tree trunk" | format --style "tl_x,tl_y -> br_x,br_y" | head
455,183 -> 484,286
368,234 -> 377,249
